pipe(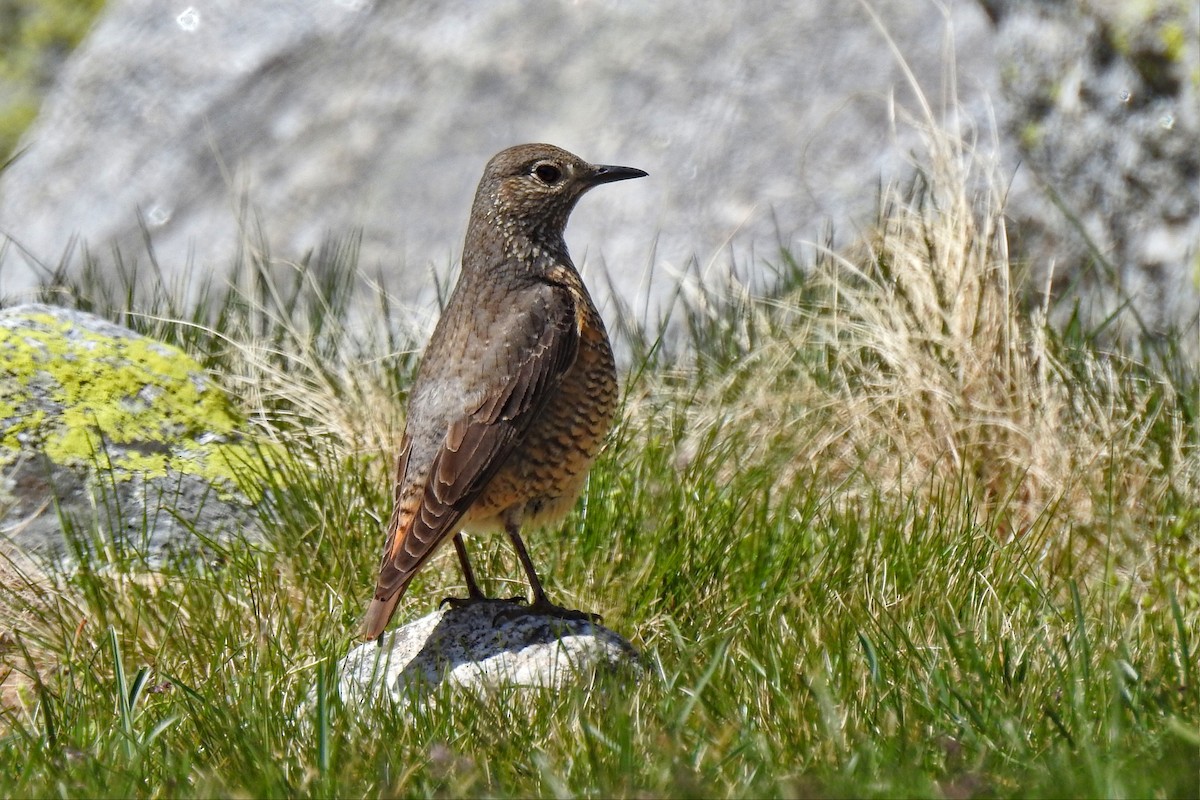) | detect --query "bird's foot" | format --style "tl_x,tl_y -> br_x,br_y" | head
492,596 -> 602,626
441,592 -> 526,610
